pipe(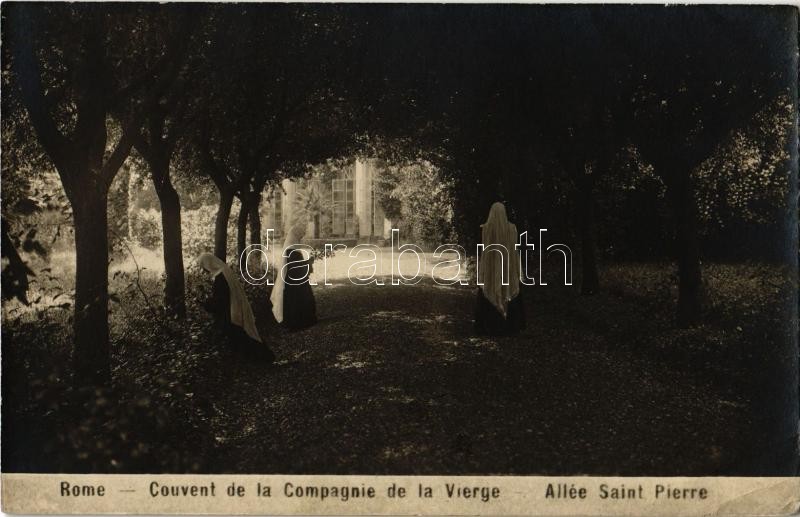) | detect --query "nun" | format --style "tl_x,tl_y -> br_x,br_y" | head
474,202 -> 526,335
270,225 -> 317,330
197,252 -> 275,363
